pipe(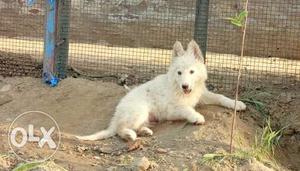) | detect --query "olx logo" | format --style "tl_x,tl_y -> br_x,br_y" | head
8,111 -> 60,162
10,124 -> 56,148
